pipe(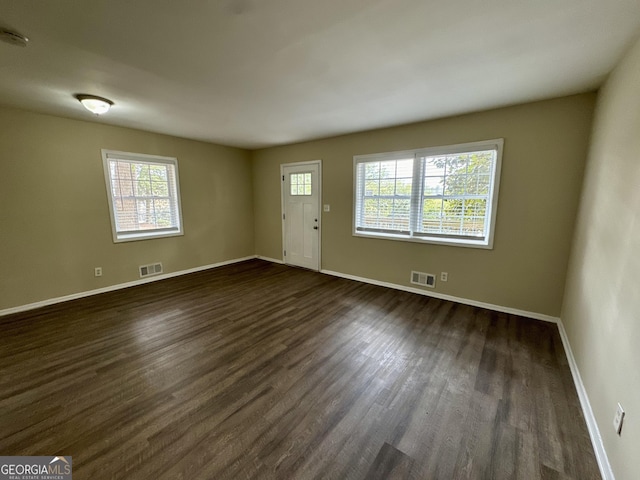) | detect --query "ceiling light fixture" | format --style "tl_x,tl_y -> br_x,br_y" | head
75,94 -> 114,115
0,27 -> 29,47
